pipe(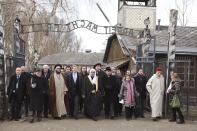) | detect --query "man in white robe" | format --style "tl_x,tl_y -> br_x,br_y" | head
146,67 -> 165,121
